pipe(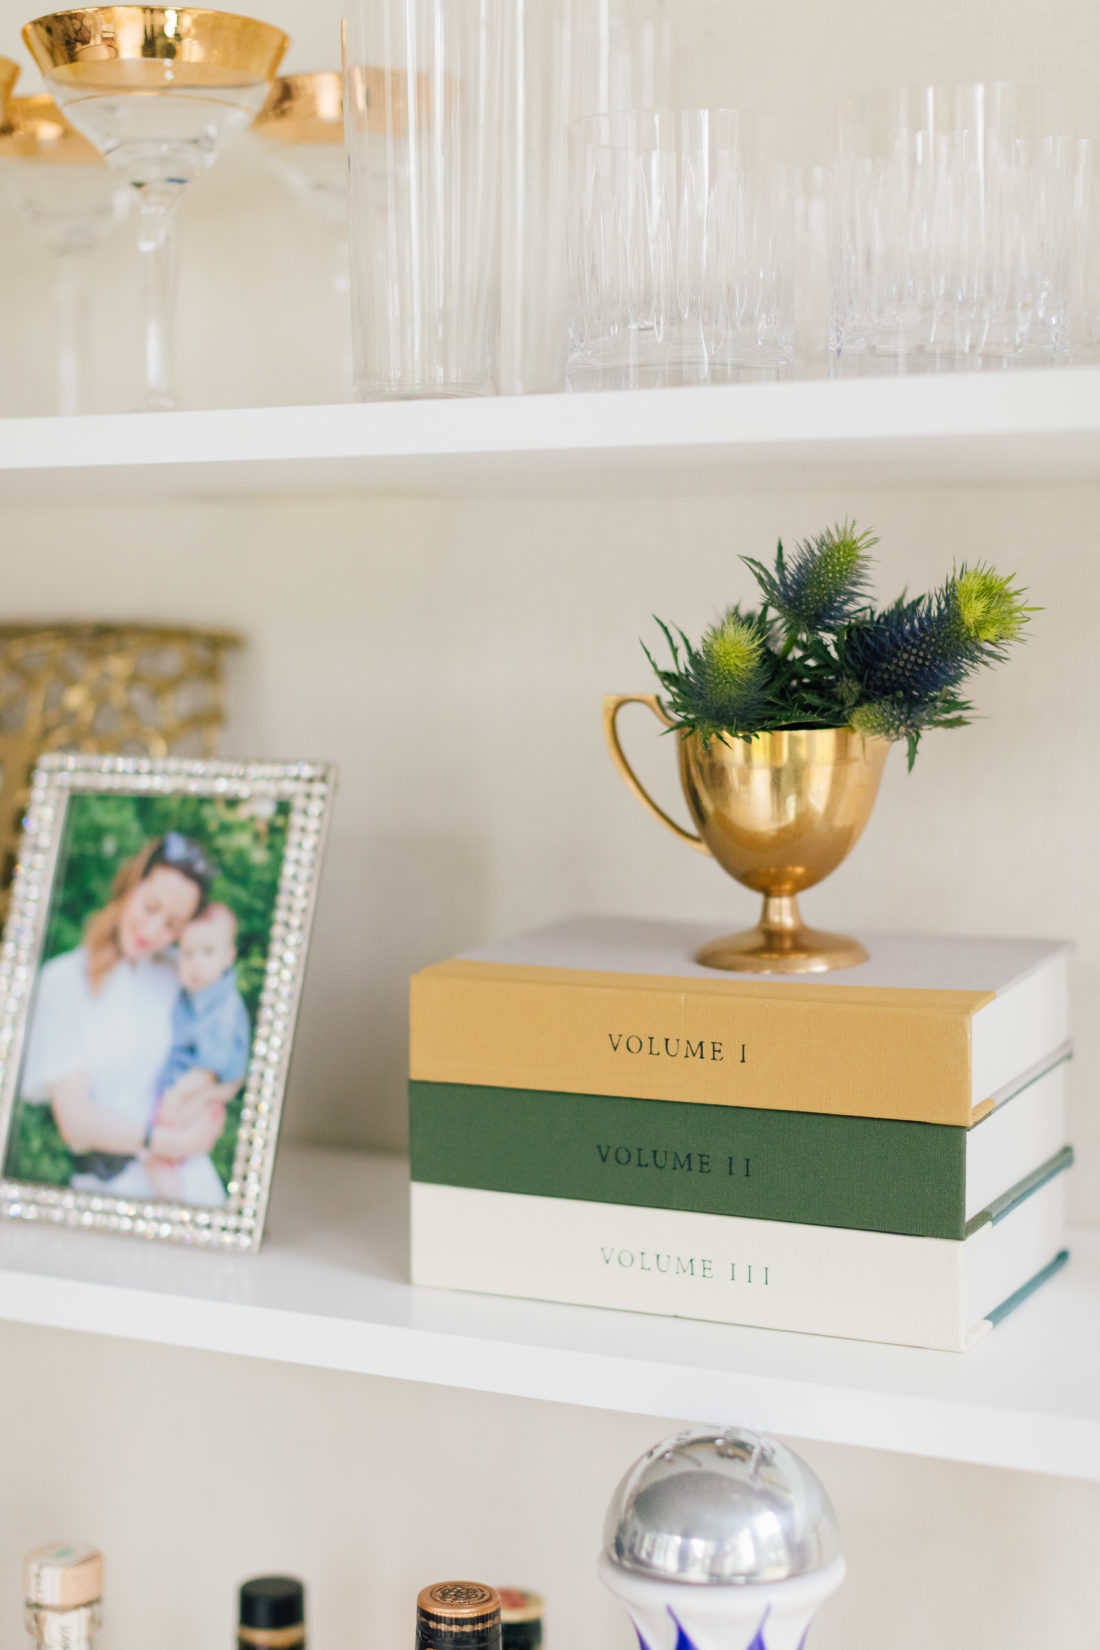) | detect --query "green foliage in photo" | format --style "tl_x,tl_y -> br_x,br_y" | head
4,790 -> 290,1191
